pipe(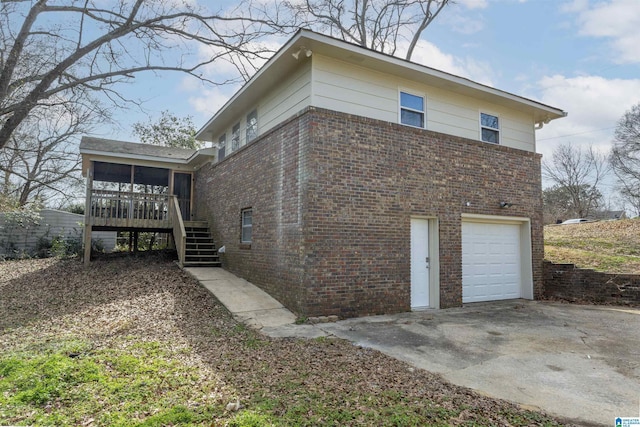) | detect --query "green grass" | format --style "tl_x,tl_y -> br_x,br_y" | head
0,338 -> 225,426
